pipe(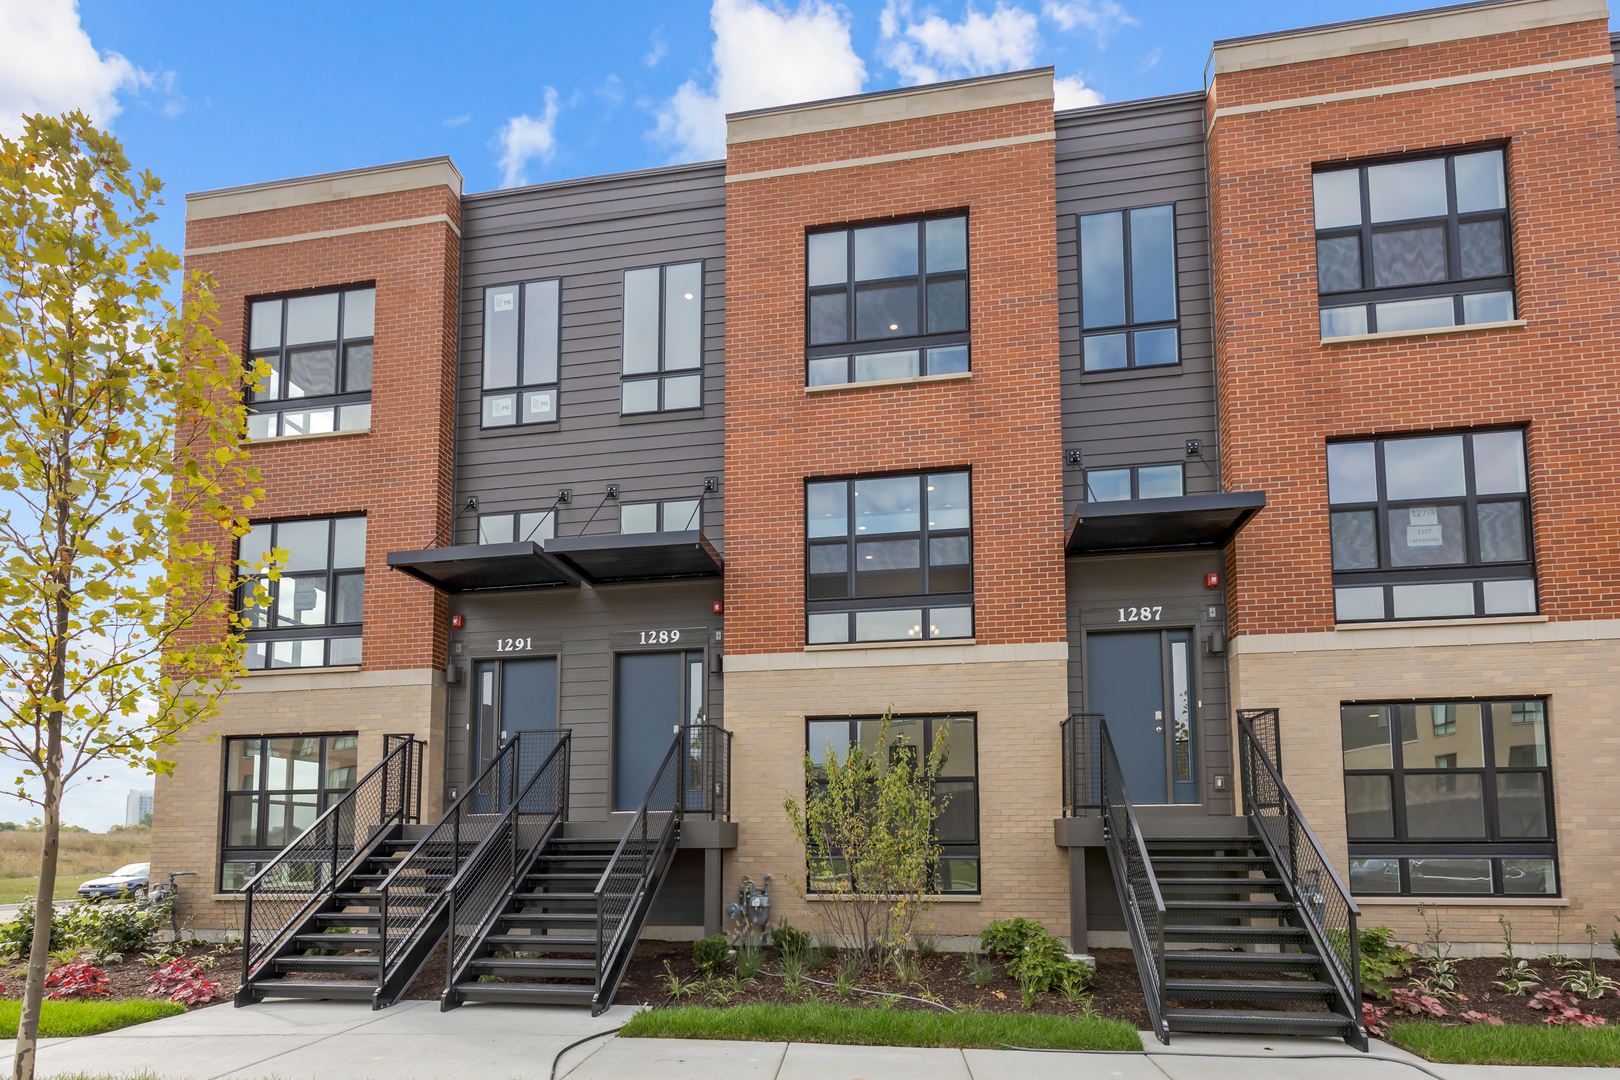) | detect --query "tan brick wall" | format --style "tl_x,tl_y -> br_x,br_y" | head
723,650 -> 1071,939
1230,627 -> 1620,945
151,669 -> 444,931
